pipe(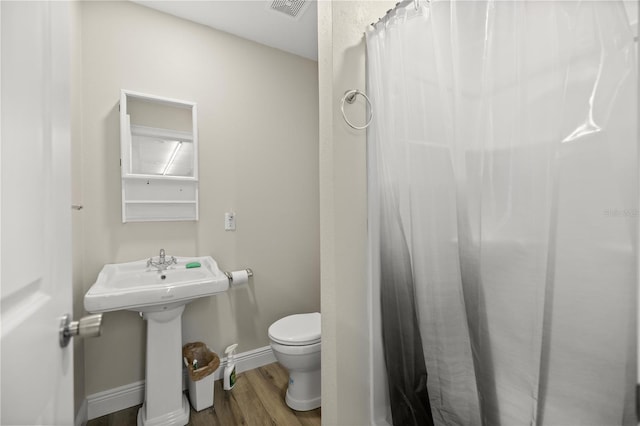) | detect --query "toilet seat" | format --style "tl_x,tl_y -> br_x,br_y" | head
270,340 -> 321,356
268,312 -> 320,346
